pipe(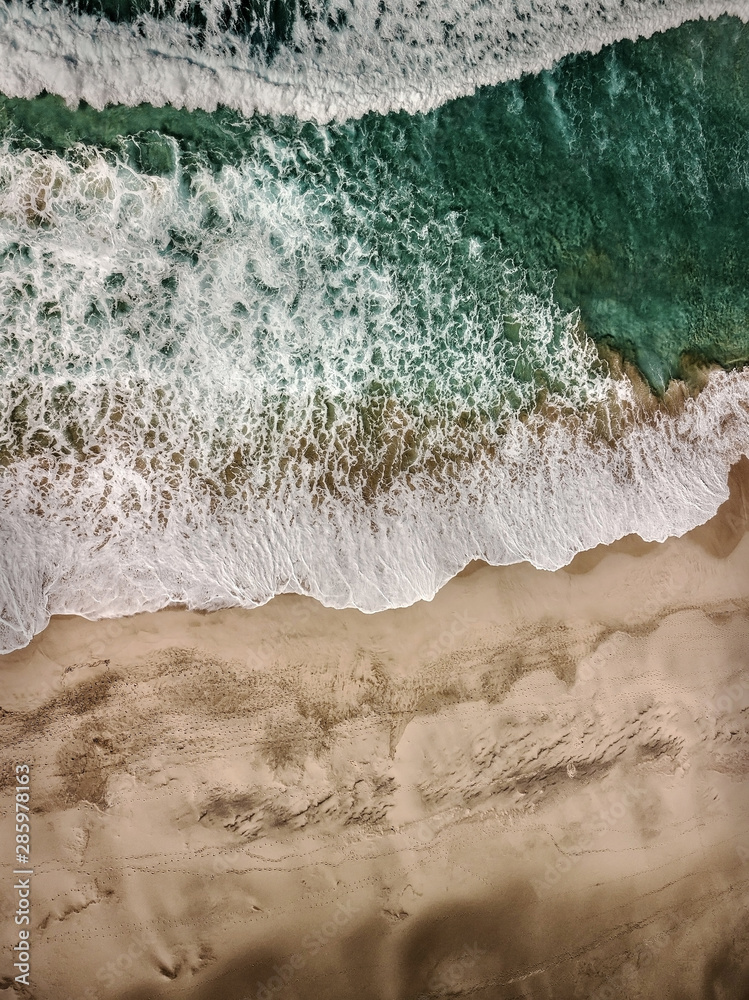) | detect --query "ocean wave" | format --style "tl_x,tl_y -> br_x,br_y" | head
0,0 -> 746,121
2,15 -> 749,652
2,365 -> 748,653
0,137 -> 746,653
